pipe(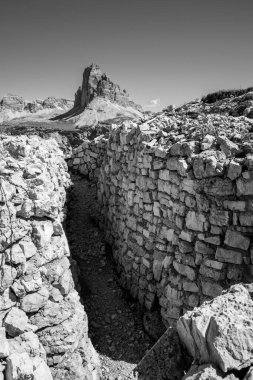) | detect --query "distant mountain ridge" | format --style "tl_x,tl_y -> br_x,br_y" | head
0,93 -> 74,124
